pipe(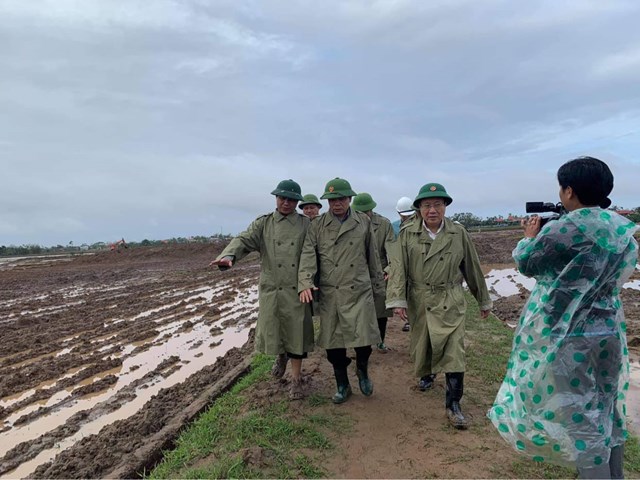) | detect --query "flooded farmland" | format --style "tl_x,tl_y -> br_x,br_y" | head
1,232 -> 638,478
